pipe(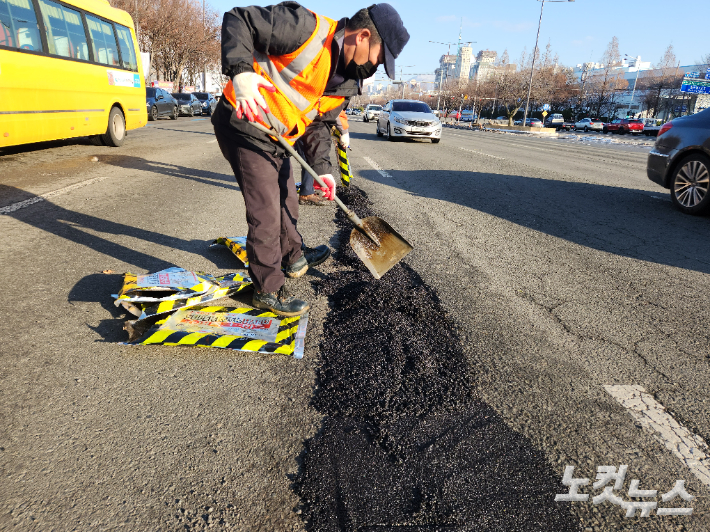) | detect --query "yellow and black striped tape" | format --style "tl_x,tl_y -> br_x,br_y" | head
127,306 -> 306,357
331,127 -> 352,187
337,143 -> 352,187
136,281 -> 250,322
211,237 -> 249,267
